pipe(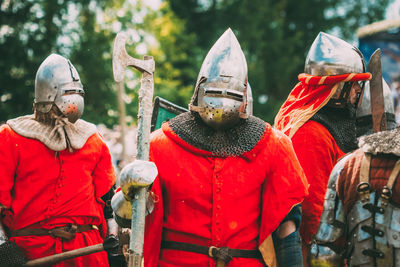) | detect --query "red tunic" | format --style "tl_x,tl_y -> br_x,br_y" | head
143,122 -> 308,267
291,121 -> 345,244
0,124 -> 116,266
